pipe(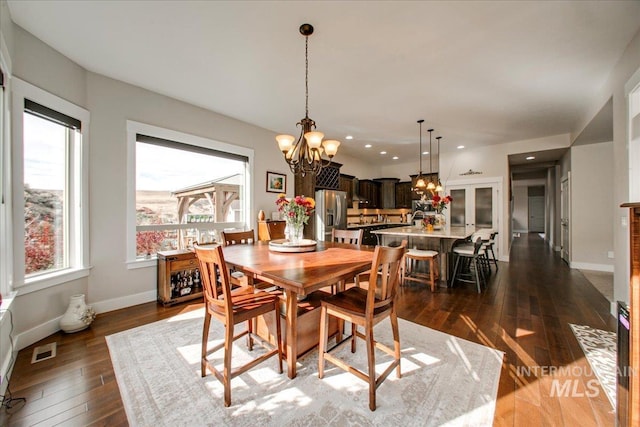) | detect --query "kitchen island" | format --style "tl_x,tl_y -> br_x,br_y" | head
372,225 -> 476,285
346,222 -> 409,245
